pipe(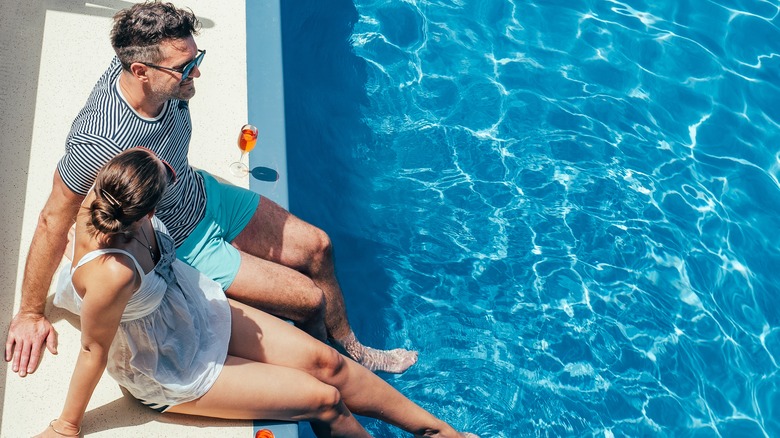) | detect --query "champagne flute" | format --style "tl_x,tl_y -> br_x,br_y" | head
229,124 -> 258,176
